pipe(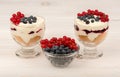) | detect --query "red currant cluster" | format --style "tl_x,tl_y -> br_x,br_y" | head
10,11 -> 24,25
77,9 -> 109,22
40,36 -> 78,51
